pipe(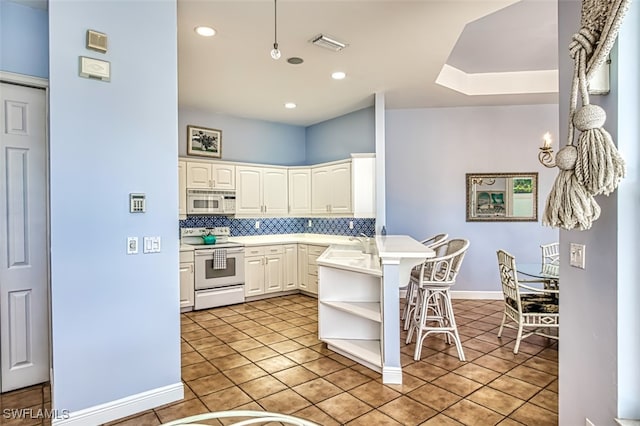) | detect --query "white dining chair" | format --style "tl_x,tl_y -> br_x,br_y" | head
540,242 -> 560,290
540,242 -> 560,265
497,249 -> 559,354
